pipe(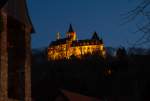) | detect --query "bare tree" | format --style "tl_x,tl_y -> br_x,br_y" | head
124,0 -> 150,46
